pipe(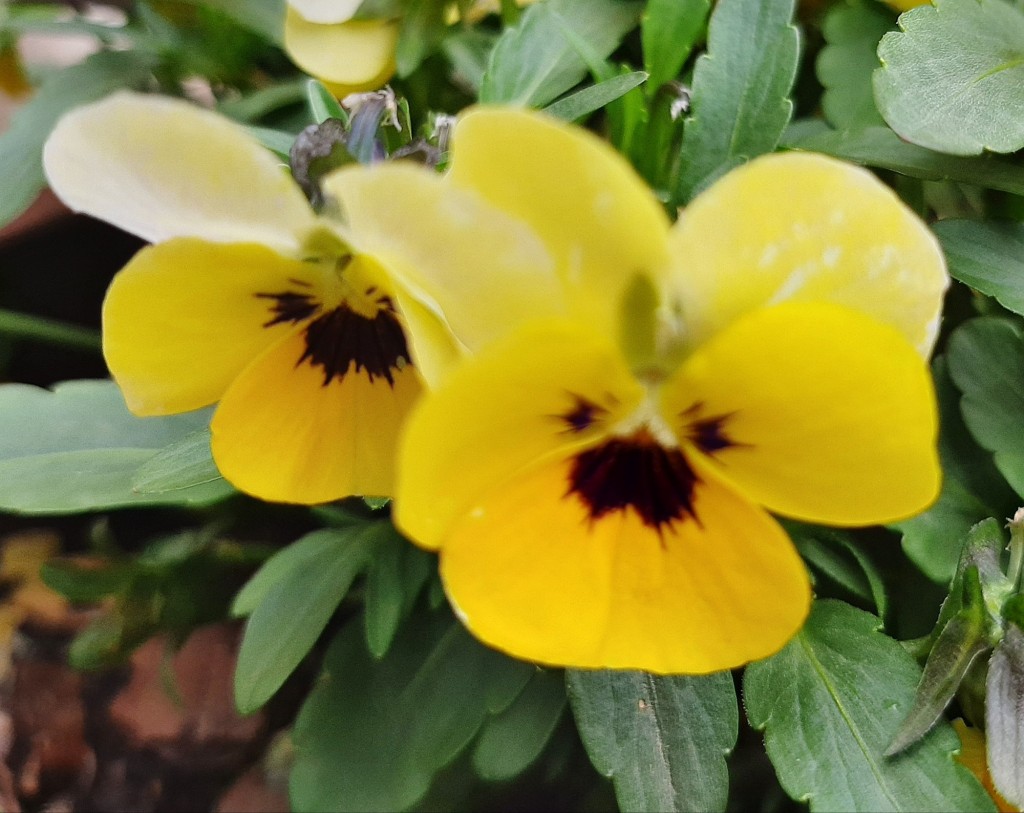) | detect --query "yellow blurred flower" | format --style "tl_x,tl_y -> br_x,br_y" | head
954,720 -> 1018,812
327,108 -> 948,673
